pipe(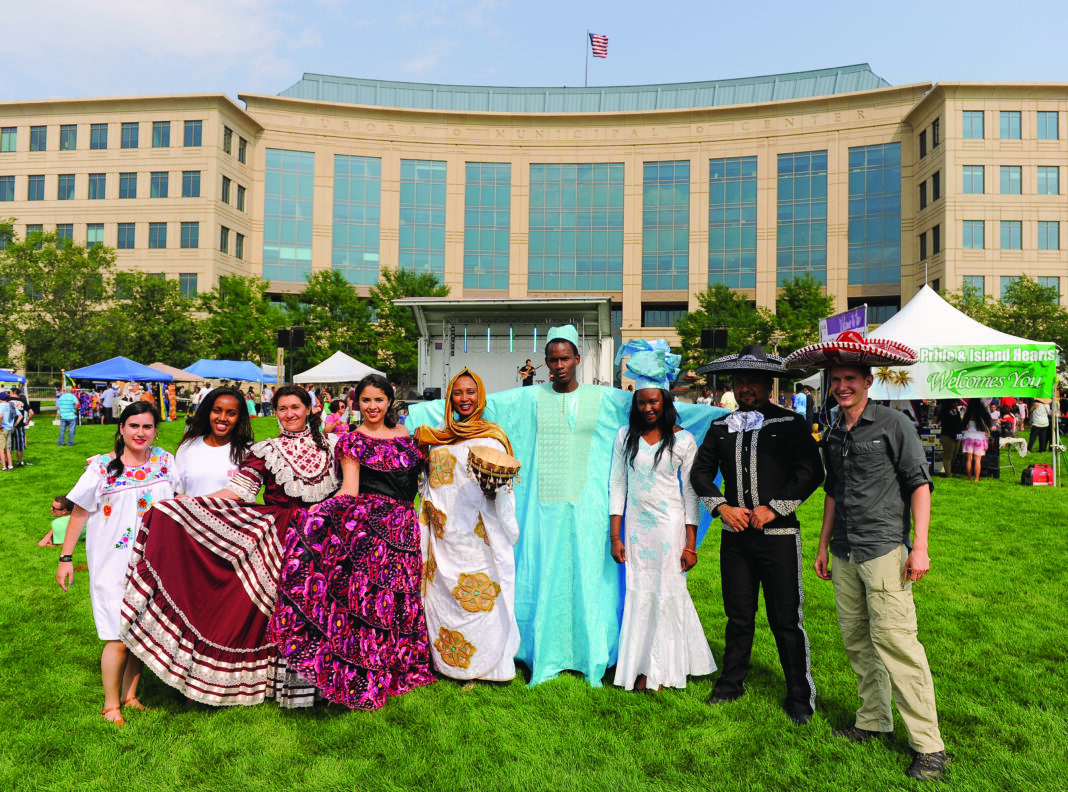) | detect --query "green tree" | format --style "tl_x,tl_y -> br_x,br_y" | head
675,283 -> 774,370
110,271 -> 201,367
942,280 -> 991,323
773,274 -> 836,357
988,274 -> 1068,354
286,270 -> 376,369
1,230 -> 118,369
369,267 -> 449,389
0,220 -> 18,368
197,275 -> 289,362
